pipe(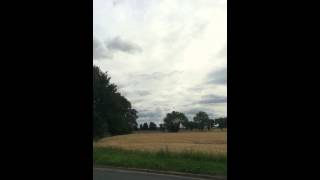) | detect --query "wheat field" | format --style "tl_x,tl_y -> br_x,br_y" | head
95,130 -> 227,154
